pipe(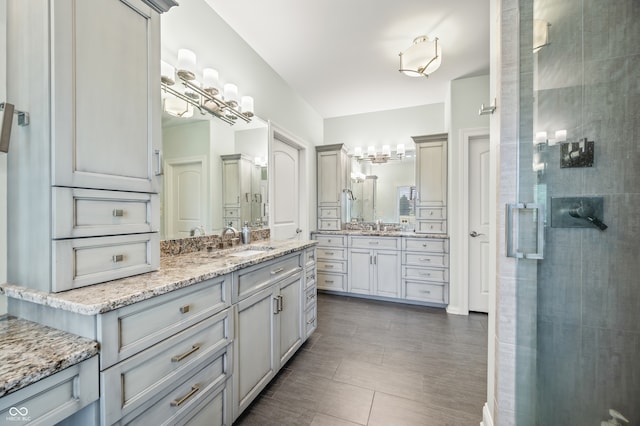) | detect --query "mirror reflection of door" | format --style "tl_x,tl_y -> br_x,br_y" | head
271,130 -> 301,240
165,156 -> 207,238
